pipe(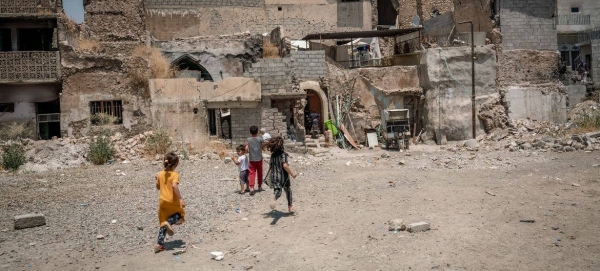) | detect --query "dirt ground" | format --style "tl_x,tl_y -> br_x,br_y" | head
1,145 -> 599,271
